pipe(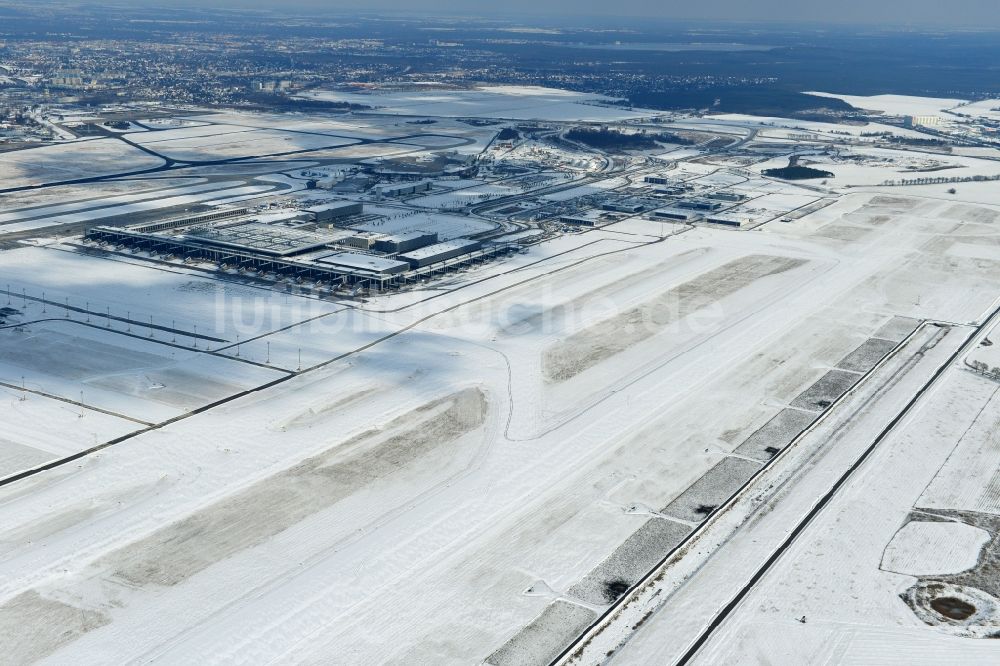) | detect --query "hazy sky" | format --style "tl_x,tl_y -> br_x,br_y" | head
145,0 -> 1000,28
